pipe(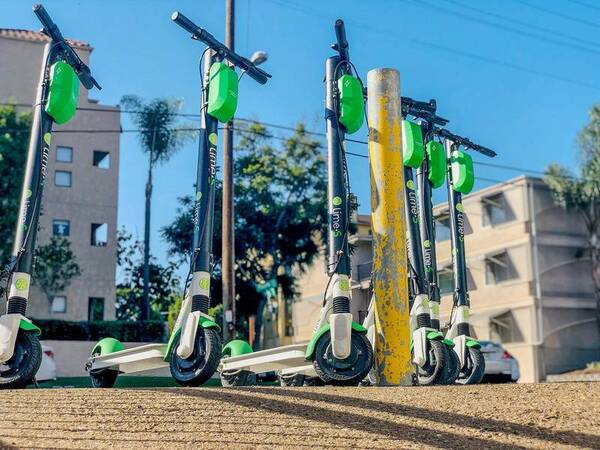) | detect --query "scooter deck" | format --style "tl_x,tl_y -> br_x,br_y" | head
89,343 -> 168,374
220,343 -> 309,374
